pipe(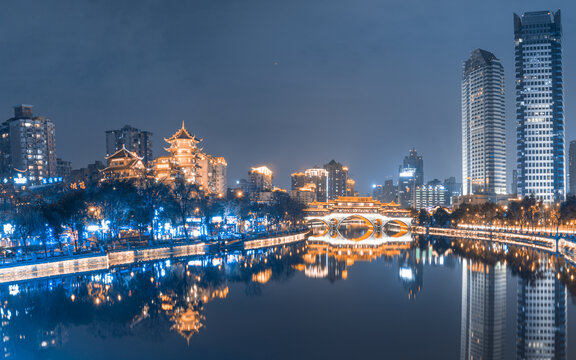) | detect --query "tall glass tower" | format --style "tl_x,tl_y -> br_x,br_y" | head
462,49 -> 507,198
514,10 -> 564,203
